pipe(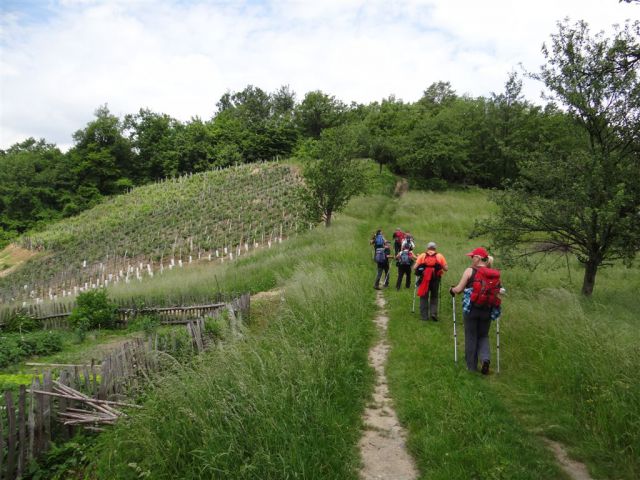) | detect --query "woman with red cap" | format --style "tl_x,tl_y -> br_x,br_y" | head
449,247 -> 498,374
